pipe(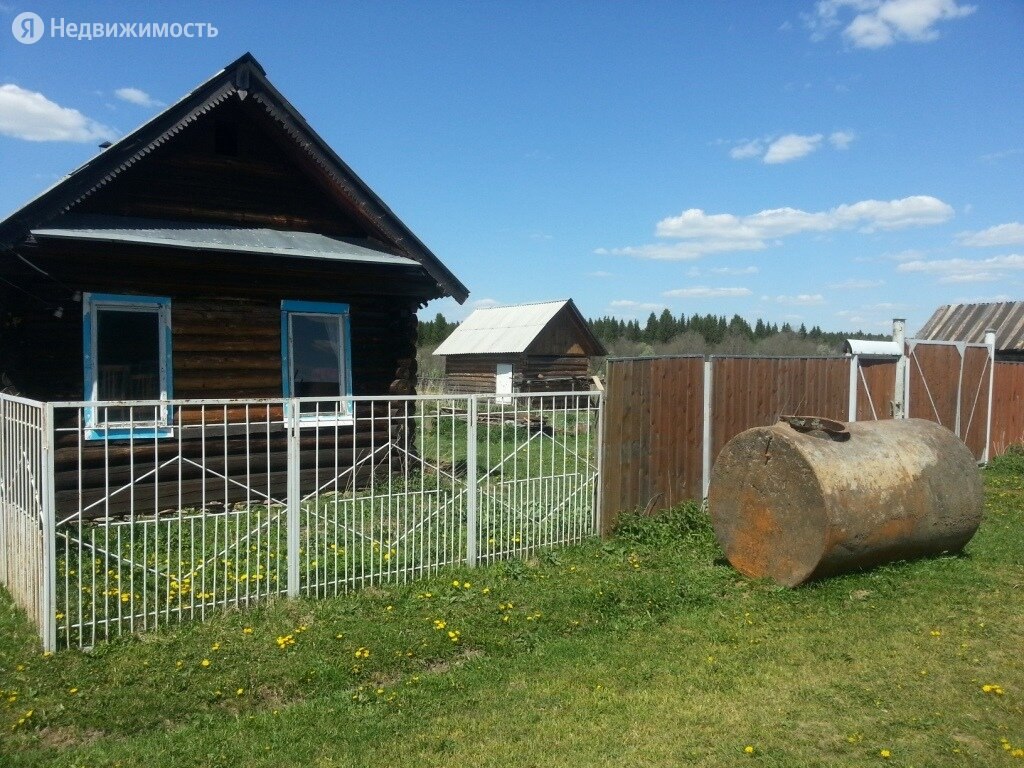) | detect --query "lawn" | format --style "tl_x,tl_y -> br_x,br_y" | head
2,453 -> 1022,767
